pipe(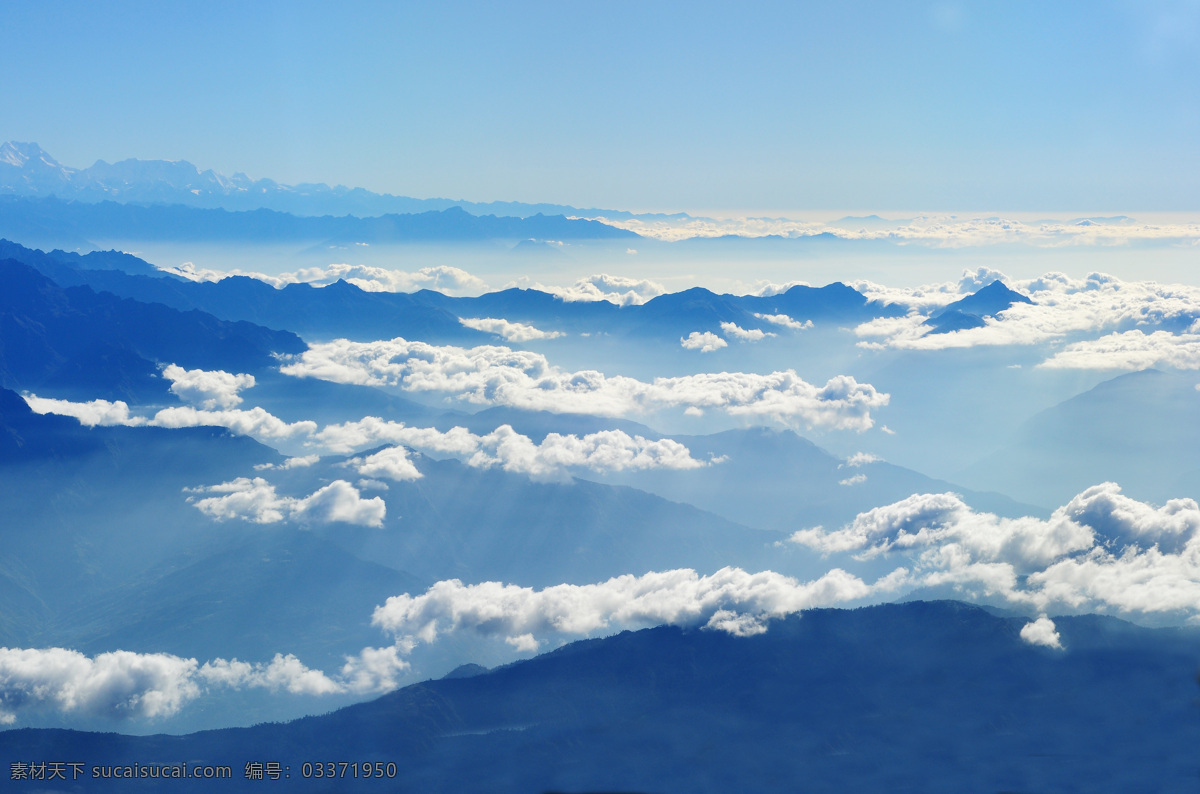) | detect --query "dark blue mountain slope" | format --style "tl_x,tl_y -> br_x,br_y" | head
935,278 -> 1034,318
0,387 -> 420,666
0,259 -> 304,400
0,386 -> 776,661
0,240 -> 493,343
4,600 -> 1196,792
